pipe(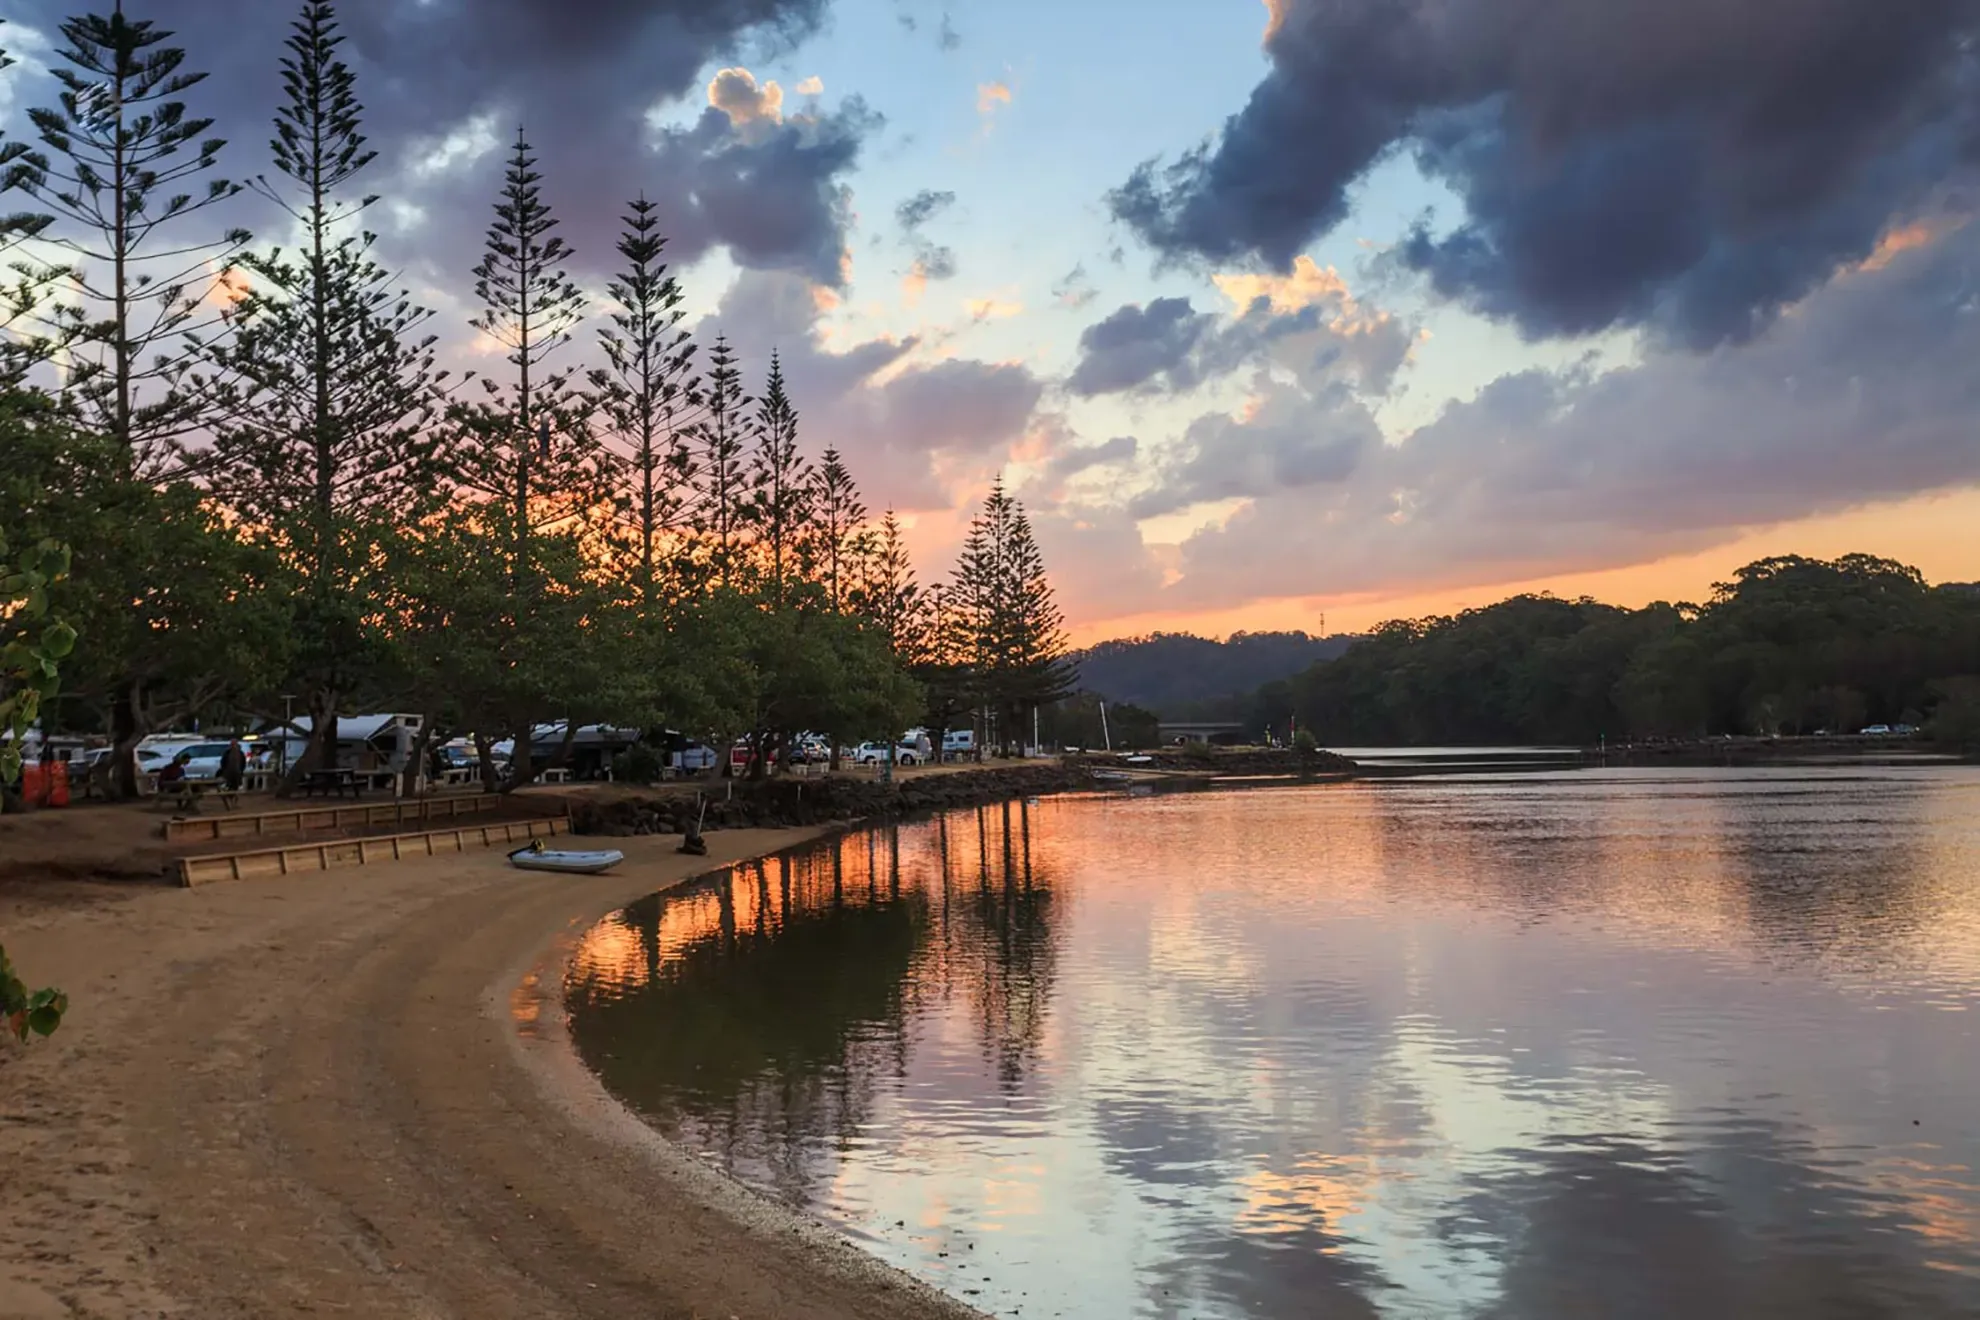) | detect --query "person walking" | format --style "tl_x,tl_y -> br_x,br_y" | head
219,737 -> 248,794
